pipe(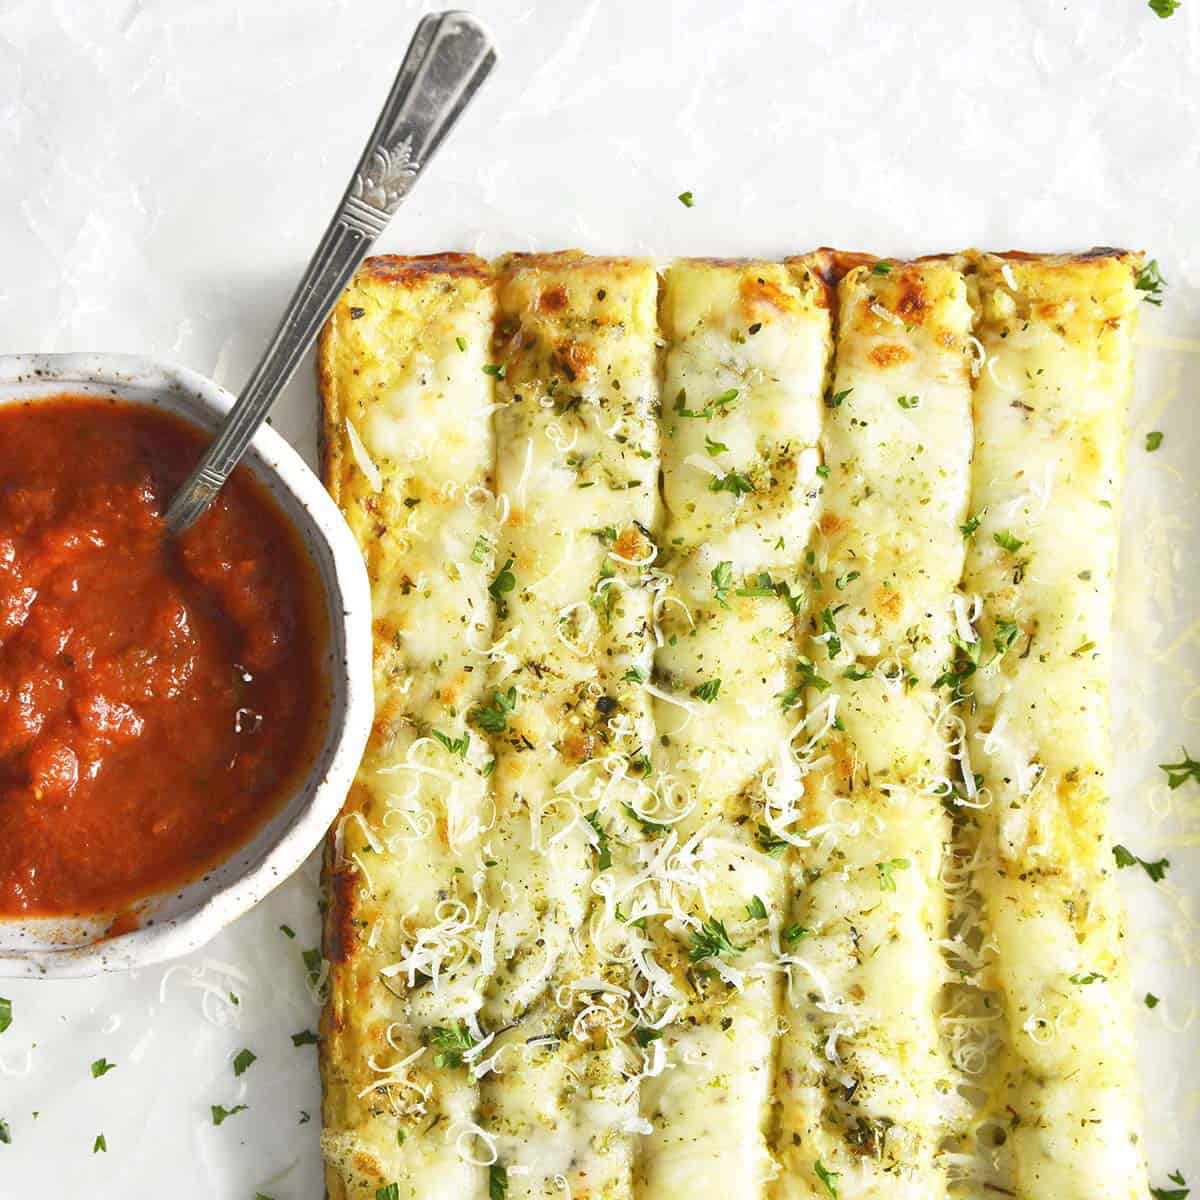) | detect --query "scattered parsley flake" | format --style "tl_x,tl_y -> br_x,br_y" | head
691,679 -> 721,703
623,665 -> 647,683
0,1119 -> 9,1145
292,1029 -> 319,1047
481,363 -> 506,378
783,924 -> 811,942
211,1104 -> 248,1127
815,1160 -> 841,1198
489,1162 -> 509,1200
876,858 -> 911,892
675,387 -> 739,419
960,508 -> 987,537
456,336 -> 467,352
677,190 -> 695,207
377,1185 -> 400,1200
584,811 -> 612,871
1112,843 -> 1169,881
871,261 -> 892,276
91,1058 -> 117,1079
1136,256 -> 1168,300
233,1049 -> 256,1077
302,947 -> 322,986
1160,749 -> 1200,789
1069,971 -> 1106,985
432,729 -> 470,759
634,1026 -> 663,1047
1146,993 -> 1160,1009
704,434 -> 729,456
993,529 -> 1024,553
471,534 -> 492,563
826,388 -> 852,409
1150,1172 -> 1189,1200
472,687 -> 518,734
688,917 -> 740,961
279,924 -> 295,939
896,394 -> 920,409
757,824 -> 788,856
489,558 -> 516,608
93,1132 -> 106,1153
0,998 -> 10,1034
745,895 -> 768,920
1146,430 -> 1164,451
712,561 -> 734,608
